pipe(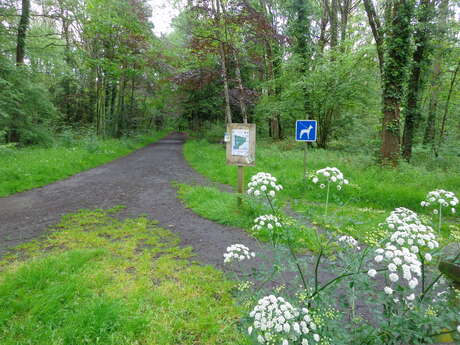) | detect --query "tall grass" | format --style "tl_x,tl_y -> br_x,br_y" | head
184,139 -> 460,213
